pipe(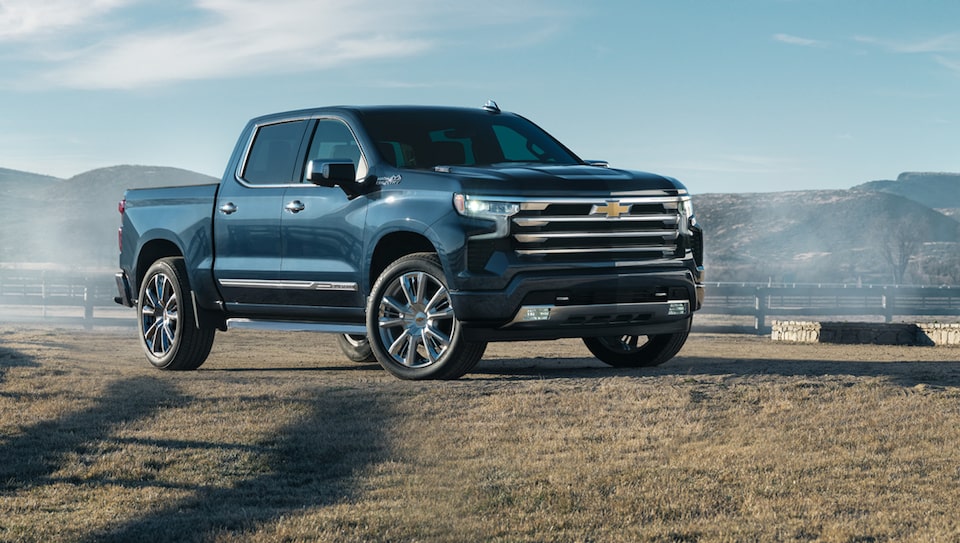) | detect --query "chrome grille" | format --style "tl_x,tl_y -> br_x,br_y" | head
511,196 -> 683,261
